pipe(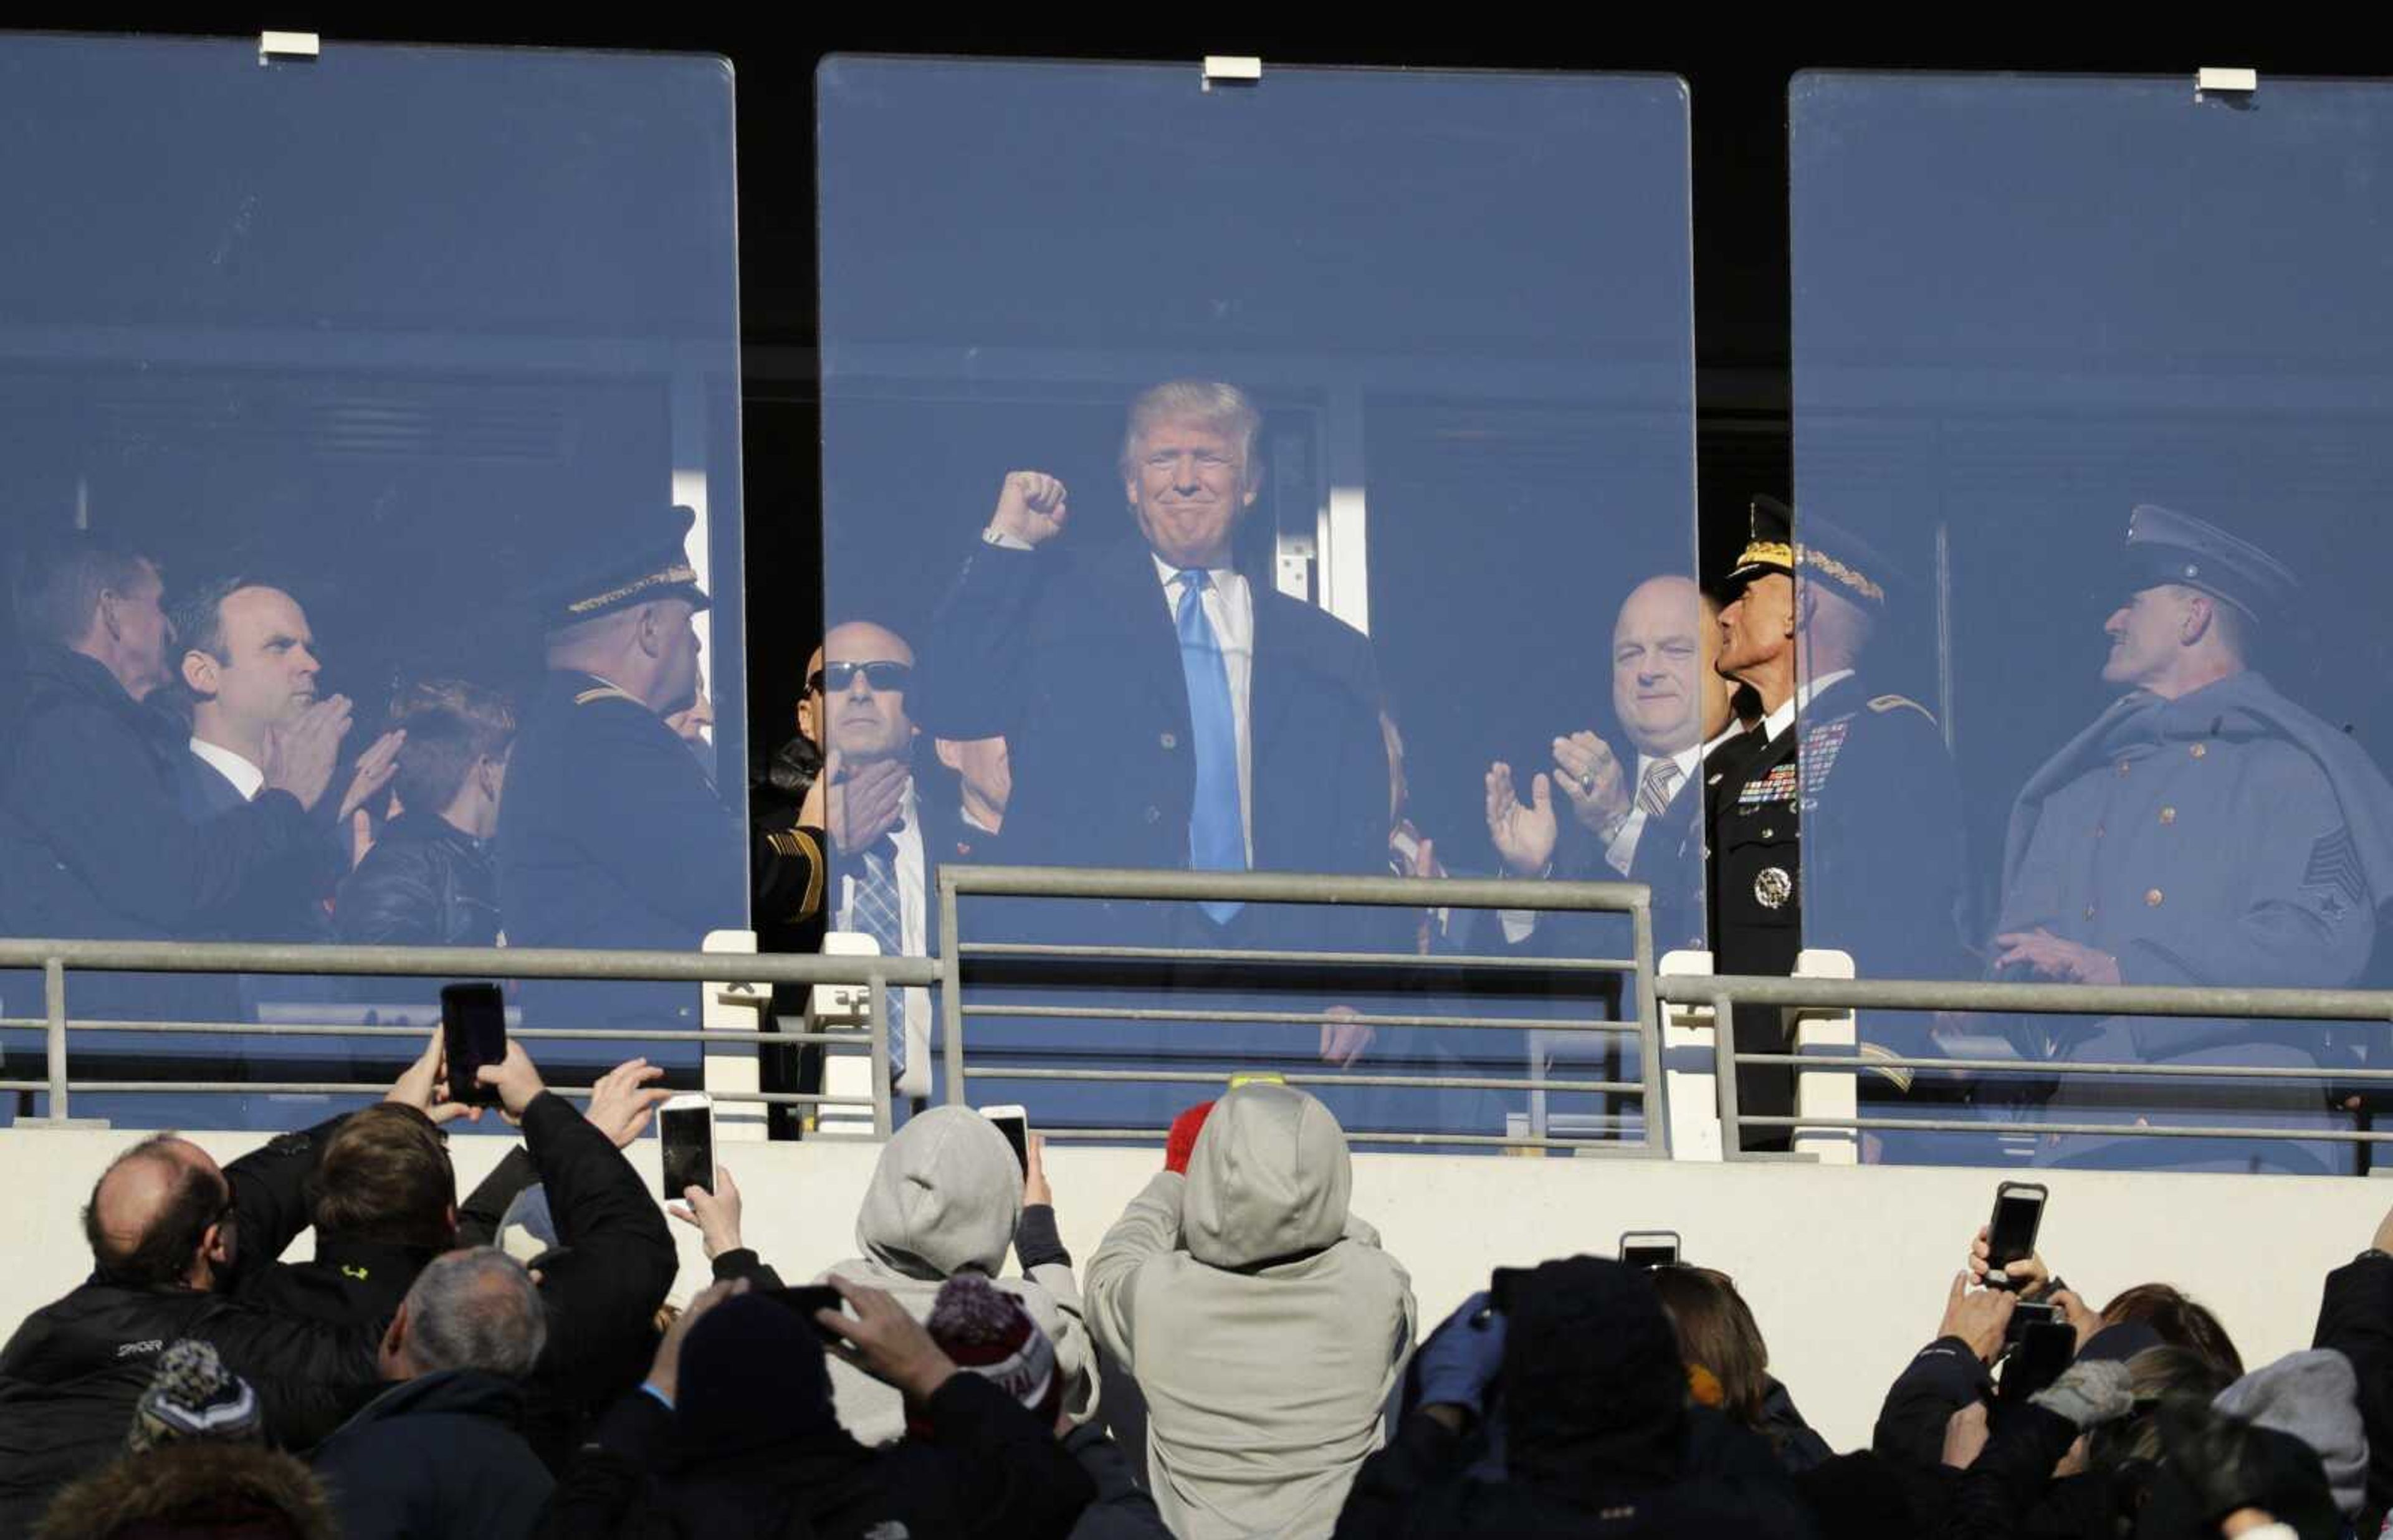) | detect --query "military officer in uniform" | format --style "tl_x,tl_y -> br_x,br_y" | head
1993,505 -> 2393,1172
498,506 -> 747,1030
1709,500 -> 1967,1153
